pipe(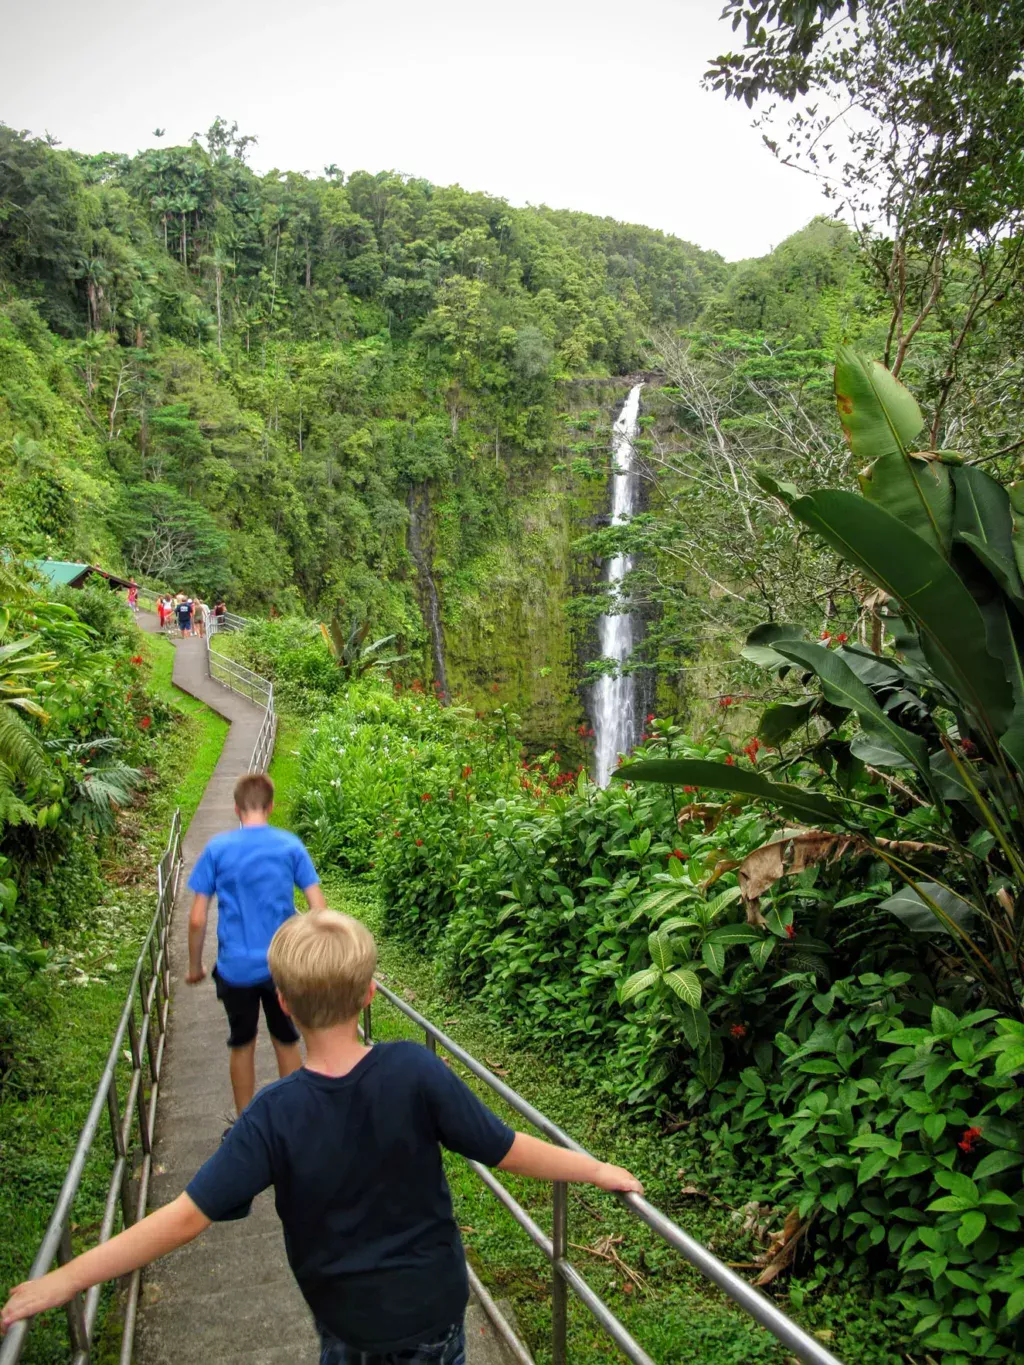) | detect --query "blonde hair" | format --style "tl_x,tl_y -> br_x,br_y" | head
269,910 -> 377,1029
